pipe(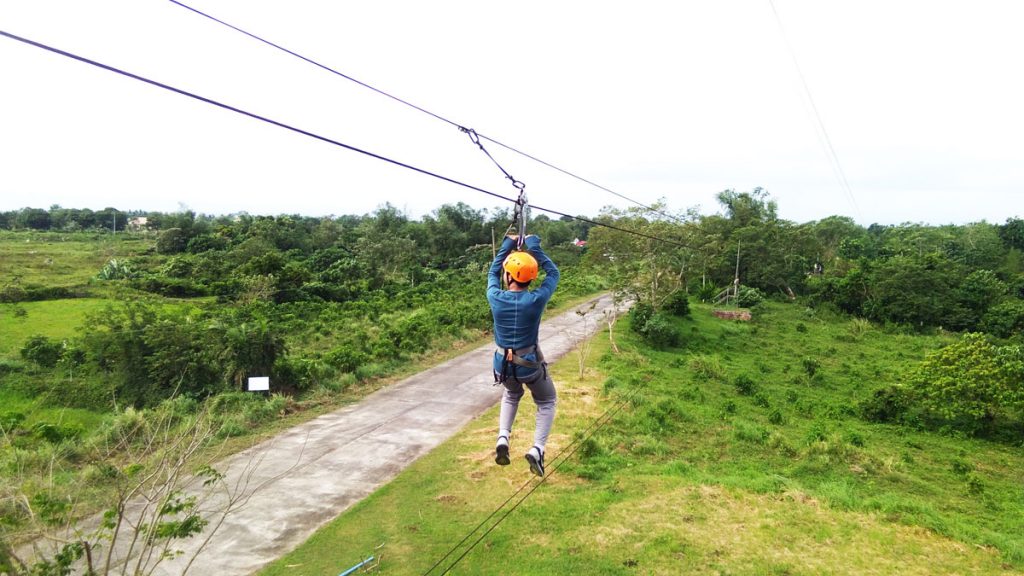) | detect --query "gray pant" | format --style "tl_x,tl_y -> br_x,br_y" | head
498,366 -> 557,452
